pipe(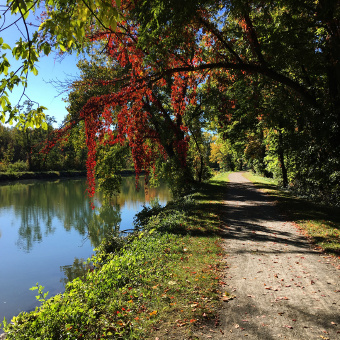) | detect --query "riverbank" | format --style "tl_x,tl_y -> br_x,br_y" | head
0,170 -> 87,181
1,173 -> 229,339
0,169 -> 140,182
